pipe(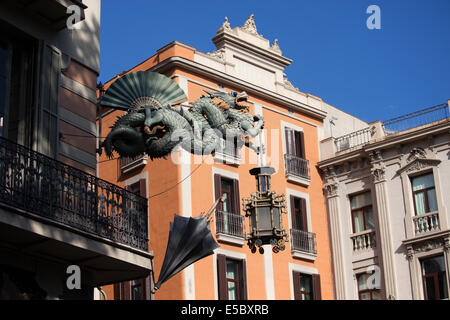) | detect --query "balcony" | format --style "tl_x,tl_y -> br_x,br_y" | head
334,127 -> 373,153
383,103 -> 449,135
0,137 -> 152,288
413,212 -> 440,235
290,229 -> 317,260
331,103 -> 450,153
351,229 -> 376,252
215,210 -> 245,246
120,154 -> 148,174
0,136 -> 149,251
284,154 -> 310,186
